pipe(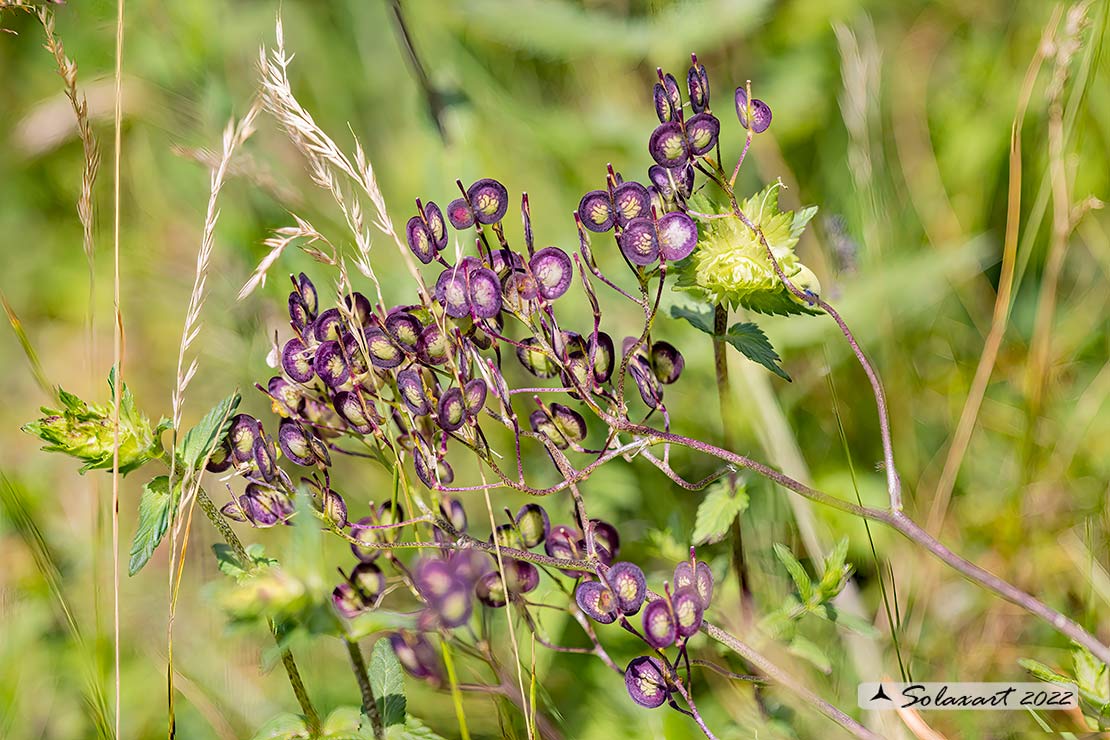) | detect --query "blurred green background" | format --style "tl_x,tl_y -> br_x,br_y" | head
1,0 -> 1108,737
